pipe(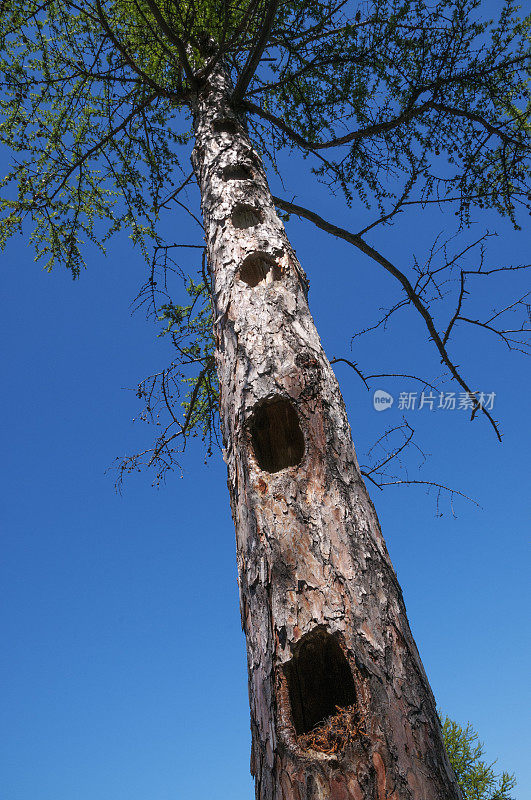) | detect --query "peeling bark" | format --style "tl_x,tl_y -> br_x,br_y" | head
191,66 -> 462,800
